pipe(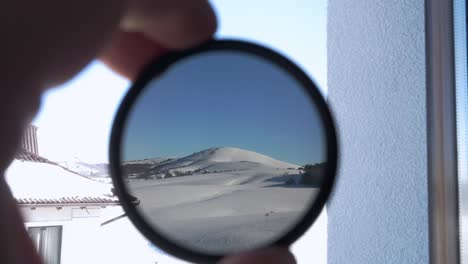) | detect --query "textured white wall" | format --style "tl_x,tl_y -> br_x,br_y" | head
327,0 -> 429,263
